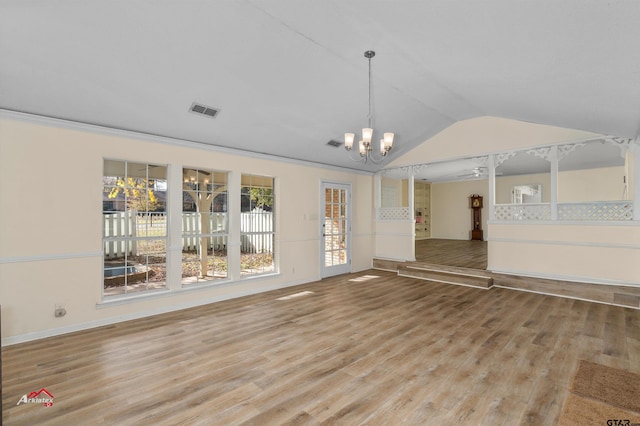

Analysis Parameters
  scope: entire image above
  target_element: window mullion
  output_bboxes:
[227,171,242,281]
[166,163,183,291]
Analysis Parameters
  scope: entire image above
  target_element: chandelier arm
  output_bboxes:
[365,151,388,165]
[345,148,367,163]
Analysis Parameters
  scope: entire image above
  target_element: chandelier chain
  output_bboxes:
[368,54,373,129]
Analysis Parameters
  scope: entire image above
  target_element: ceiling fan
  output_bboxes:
[456,167,503,179]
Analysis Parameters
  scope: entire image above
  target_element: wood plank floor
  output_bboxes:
[415,238,487,269]
[3,270,640,425]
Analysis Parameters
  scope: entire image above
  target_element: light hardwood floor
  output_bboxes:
[415,238,488,270]
[2,270,640,425]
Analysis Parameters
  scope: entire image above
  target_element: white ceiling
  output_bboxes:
[1,1,639,173]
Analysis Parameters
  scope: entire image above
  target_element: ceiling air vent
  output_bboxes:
[189,102,220,119]
[327,139,343,148]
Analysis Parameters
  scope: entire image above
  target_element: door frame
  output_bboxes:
[320,180,352,278]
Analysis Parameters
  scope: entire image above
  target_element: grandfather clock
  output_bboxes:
[469,194,483,241]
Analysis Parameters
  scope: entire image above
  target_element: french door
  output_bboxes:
[321,182,351,277]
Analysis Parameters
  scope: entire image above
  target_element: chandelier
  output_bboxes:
[344,50,394,164]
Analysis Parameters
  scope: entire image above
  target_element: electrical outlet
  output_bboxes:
[54,305,67,318]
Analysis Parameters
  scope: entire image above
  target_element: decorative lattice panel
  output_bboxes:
[558,202,633,221]
[494,204,551,221]
[378,207,411,221]
[494,202,633,221]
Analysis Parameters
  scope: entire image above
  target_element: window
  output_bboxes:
[240,175,275,277]
[182,168,228,285]
[103,160,167,297]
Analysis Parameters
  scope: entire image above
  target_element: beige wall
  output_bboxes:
[431,179,488,240]
[489,223,640,285]
[559,166,626,202]
[374,220,415,261]
[0,117,374,343]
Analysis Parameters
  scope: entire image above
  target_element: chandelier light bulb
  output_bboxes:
[362,128,373,144]
[344,133,355,151]
[384,132,394,147]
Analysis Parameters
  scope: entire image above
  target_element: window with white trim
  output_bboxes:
[102,160,167,297]
[240,174,275,277]
[182,168,229,285]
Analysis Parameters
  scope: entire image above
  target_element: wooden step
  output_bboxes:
[372,258,407,272]
[397,264,493,289]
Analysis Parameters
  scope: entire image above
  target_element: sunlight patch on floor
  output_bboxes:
[348,275,381,282]
[276,290,315,301]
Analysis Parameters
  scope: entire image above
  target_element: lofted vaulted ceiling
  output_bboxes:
[1,1,639,173]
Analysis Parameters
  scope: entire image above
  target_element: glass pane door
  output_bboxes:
[321,182,351,277]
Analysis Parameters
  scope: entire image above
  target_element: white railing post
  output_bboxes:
[632,140,640,221]
[488,155,496,221]
[408,167,415,224]
[374,172,382,220]
[527,144,587,221]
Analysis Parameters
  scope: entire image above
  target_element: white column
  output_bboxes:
[549,146,559,221]
[408,168,416,260]
[374,172,382,220]
[166,163,183,290]
[227,171,241,281]
[488,155,496,221]
[408,168,415,222]
[632,141,640,220]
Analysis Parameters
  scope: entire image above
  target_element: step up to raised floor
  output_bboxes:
[398,264,493,289]
[373,258,493,289]
[374,258,639,307]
